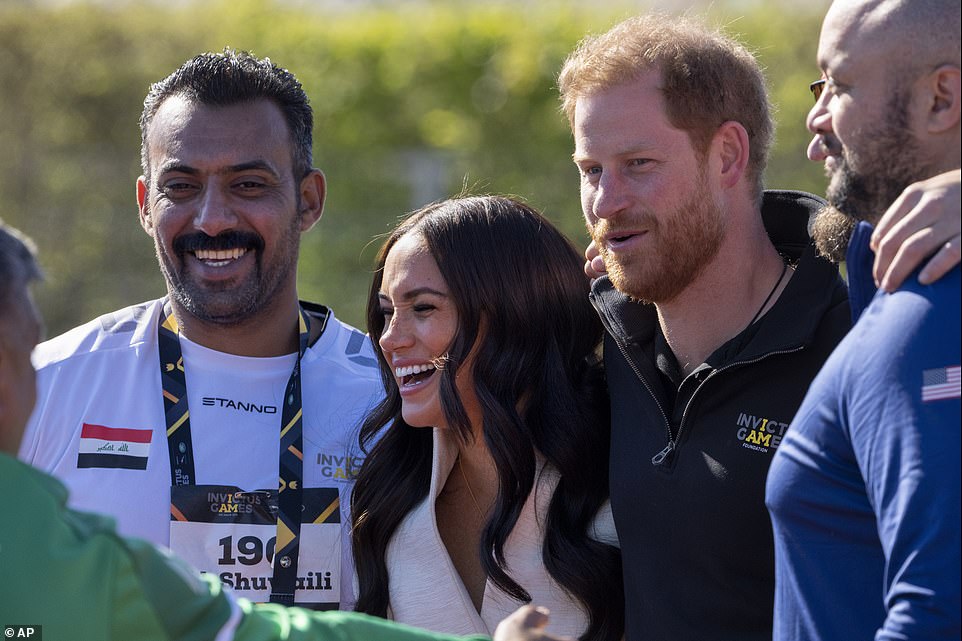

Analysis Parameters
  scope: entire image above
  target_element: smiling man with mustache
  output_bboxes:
[17,50,383,612]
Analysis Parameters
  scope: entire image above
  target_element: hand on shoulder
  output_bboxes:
[871,169,961,291]
[584,239,607,279]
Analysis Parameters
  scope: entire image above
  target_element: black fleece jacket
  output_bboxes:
[591,190,850,641]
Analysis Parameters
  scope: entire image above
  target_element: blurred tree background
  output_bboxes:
[0,0,830,336]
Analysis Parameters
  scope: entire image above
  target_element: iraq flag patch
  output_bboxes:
[77,423,152,470]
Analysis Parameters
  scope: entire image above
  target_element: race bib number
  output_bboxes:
[170,484,340,609]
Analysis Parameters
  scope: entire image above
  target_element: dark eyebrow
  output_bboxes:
[157,162,199,177]
[228,161,281,180]
[378,287,448,302]
[156,160,281,180]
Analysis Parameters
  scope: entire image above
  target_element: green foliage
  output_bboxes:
[0,0,828,335]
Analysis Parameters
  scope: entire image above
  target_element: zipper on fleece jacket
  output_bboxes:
[609,336,674,466]
[610,331,804,468]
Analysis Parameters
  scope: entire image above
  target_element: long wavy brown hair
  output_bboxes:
[351,195,623,641]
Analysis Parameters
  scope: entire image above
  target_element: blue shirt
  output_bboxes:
[766,222,961,640]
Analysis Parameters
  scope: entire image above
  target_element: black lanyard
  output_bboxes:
[159,299,309,604]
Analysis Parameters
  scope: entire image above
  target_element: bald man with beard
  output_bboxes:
[765,0,961,639]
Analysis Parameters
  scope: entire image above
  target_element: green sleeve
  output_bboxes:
[237,602,492,641]
[113,536,242,641]
[2,457,491,641]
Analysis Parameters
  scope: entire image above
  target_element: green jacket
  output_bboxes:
[0,454,490,641]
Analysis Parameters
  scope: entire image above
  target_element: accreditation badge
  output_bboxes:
[170,484,341,609]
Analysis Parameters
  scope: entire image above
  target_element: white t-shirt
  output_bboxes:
[19,299,383,609]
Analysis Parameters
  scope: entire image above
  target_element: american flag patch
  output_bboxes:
[77,423,152,470]
[921,365,961,402]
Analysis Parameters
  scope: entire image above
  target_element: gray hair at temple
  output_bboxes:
[0,219,43,307]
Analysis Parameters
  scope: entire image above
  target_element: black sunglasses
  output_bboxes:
[809,79,826,102]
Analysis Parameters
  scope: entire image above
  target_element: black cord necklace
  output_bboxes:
[747,261,788,327]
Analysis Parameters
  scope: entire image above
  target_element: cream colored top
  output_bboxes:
[384,428,618,636]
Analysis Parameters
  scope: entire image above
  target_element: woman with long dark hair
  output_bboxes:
[351,196,622,640]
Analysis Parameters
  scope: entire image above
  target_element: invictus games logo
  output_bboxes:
[734,412,789,454]
[207,490,268,514]
[315,453,363,481]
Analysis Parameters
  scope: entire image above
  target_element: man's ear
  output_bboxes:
[136,176,153,235]
[925,64,961,134]
[711,120,750,190]
[298,169,326,233]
